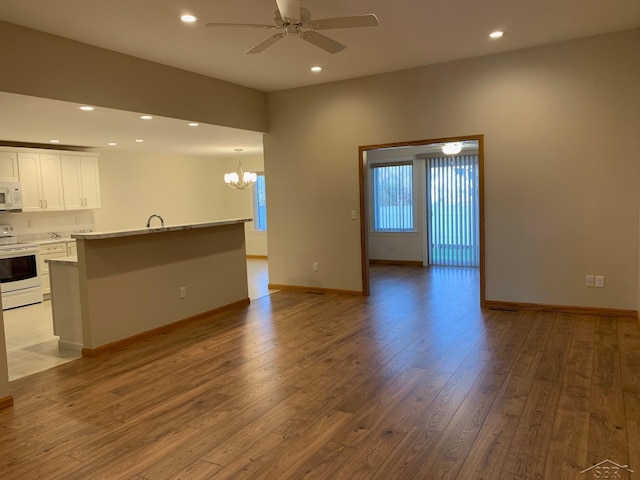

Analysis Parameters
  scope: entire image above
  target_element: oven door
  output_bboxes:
[0,245,41,294]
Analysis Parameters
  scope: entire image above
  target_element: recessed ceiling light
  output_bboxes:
[180,14,197,23]
[107,142,117,146]
[188,122,199,127]
[79,105,94,111]
[140,115,153,120]
[310,66,322,73]
[489,31,504,39]
[49,139,60,143]
[135,139,144,143]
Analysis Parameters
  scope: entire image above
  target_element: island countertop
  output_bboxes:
[45,255,78,266]
[71,218,252,240]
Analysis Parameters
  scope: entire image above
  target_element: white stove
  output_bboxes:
[0,224,43,310]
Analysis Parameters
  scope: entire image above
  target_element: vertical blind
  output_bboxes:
[372,163,414,231]
[427,155,479,267]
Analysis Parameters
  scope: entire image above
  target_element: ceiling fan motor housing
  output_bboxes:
[273,7,312,27]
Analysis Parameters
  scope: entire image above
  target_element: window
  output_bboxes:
[371,163,414,232]
[253,173,267,231]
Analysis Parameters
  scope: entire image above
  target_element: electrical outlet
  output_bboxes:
[351,210,357,220]
[585,275,594,287]
[595,276,605,288]
[313,262,319,272]
[75,217,80,225]
[27,219,33,228]
[179,286,186,298]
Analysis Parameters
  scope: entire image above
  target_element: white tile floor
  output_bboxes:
[3,259,274,382]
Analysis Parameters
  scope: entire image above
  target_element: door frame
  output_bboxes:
[358,134,486,306]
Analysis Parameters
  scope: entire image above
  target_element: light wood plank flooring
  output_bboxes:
[1,265,639,479]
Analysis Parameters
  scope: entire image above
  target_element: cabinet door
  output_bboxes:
[0,151,19,182]
[61,155,84,209]
[17,152,43,211]
[39,154,65,210]
[80,156,101,209]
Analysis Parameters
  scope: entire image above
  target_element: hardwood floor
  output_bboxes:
[1,265,638,479]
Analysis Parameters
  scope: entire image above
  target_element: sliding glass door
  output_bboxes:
[427,155,480,267]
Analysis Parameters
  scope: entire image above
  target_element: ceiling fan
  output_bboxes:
[205,0,379,54]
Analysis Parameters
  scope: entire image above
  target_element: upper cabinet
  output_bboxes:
[61,155,101,209]
[18,152,65,211]
[0,150,19,181]
[14,148,101,211]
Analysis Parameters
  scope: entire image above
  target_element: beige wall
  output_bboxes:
[265,29,640,309]
[93,151,228,231]
[0,21,267,133]
[93,150,267,256]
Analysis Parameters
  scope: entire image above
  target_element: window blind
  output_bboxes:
[427,155,479,267]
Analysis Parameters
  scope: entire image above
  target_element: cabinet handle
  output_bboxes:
[45,200,48,209]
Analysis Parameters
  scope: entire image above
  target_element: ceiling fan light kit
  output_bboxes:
[205,0,378,54]
[442,142,464,155]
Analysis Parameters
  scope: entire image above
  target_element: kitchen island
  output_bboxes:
[49,219,251,355]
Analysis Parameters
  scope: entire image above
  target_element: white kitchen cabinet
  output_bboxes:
[18,152,65,211]
[61,155,101,209]
[67,240,77,256]
[0,150,19,181]
[38,242,68,296]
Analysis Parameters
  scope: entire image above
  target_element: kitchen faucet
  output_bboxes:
[146,214,164,228]
[49,232,62,239]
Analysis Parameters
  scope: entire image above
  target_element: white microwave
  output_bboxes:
[0,182,23,211]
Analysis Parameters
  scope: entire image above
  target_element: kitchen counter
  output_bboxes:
[59,218,251,354]
[45,255,78,266]
[19,237,73,245]
[71,218,251,240]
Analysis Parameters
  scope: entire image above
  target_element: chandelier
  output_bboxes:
[224,148,257,190]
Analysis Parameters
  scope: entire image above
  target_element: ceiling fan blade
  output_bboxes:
[275,0,301,23]
[301,31,346,54]
[305,14,379,30]
[246,33,285,54]
[205,22,279,30]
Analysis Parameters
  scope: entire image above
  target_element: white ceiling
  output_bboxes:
[0,0,638,156]
[0,91,264,157]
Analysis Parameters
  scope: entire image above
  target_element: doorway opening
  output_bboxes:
[358,135,485,304]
